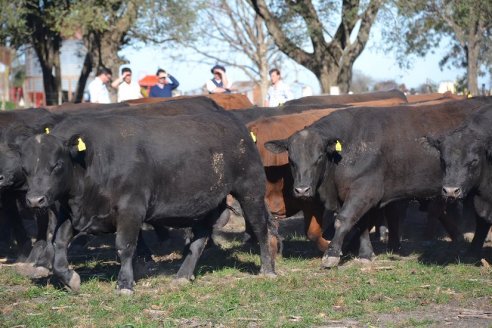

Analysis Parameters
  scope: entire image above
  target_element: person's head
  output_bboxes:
[121,67,132,83]
[211,65,226,80]
[156,68,167,84]
[269,68,281,85]
[97,67,112,84]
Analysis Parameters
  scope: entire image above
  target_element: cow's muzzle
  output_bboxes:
[26,194,49,208]
[442,186,462,199]
[294,185,313,198]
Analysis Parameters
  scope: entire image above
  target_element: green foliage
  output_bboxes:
[384,0,492,71]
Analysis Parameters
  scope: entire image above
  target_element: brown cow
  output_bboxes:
[283,89,407,107]
[125,93,253,110]
[406,91,465,104]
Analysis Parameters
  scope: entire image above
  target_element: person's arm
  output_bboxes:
[149,86,157,98]
[168,75,180,90]
[111,71,130,89]
[111,77,122,89]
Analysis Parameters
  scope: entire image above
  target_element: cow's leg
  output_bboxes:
[302,201,329,252]
[236,195,276,276]
[175,222,212,282]
[115,216,142,294]
[24,209,50,265]
[322,184,380,268]
[52,219,79,292]
[468,215,491,255]
[438,202,464,243]
[357,228,374,261]
[2,194,31,260]
[468,195,492,256]
[385,201,407,252]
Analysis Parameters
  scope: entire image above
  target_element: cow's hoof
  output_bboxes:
[321,256,340,268]
[172,277,191,287]
[116,288,134,296]
[32,266,50,278]
[68,272,81,292]
[356,258,373,265]
[14,263,35,277]
[261,272,277,279]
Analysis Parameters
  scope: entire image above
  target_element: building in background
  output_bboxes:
[24,39,87,107]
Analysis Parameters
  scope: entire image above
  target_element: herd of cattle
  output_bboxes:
[0,90,491,294]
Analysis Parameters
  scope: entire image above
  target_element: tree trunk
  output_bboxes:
[318,66,339,94]
[33,40,62,106]
[467,40,480,96]
[74,51,93,103]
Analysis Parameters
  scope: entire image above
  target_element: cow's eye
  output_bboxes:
[468,158,479,167]
[52,160,63,172]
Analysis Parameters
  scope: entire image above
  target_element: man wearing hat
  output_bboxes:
[206,64,232,94]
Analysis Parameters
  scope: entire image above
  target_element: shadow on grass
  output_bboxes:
[27,227,492,291]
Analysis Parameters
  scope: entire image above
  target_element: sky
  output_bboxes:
[120,26,490,96]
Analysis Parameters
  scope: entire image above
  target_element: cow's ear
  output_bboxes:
[66,134,87,168]
[326,138,343,154]
[424,135,442,152]
[264,139,288,154]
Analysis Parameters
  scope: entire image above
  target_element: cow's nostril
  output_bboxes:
[294,186,311,195]
[443,186,462,198]
[26,195,47,208]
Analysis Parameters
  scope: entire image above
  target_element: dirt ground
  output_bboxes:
[1,200,491,327]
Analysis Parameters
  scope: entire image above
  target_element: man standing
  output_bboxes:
[88,67,112,104]
[111,67,143,102]
[149,69,180,98]
[265,68,293,107]
[206,65,232,94]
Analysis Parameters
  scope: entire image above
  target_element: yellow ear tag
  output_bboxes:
[250,131,257,143]
[335,140,342,152]
[45,127,50,134]
[77,137,86,152]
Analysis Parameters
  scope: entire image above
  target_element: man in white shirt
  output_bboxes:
[265,68,294,107]
[88,67,112,104]
[111,67,143,102]
[206,65,233,94]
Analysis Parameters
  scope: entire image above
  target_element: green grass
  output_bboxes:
[0,237,491,327]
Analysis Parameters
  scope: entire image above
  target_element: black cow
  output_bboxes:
[0,108,61,264]
[20,107,276,293]
[0,98,225,263]
[429,103,492,253]
[265,99,488,268]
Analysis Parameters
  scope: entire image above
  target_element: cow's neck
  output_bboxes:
[478,162,492,204]
[317,161,340,212]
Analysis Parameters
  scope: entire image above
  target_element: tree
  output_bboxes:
[0,0,199,104]
[0,0,66,105]
[248,0,383,93]
[60,0,198,102]
[385,0,492,96]
[350,69,375,93]
[183,0,281,104]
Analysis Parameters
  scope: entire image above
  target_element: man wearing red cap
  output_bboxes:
[206,65,232,94]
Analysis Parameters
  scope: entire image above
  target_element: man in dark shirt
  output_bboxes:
[149,69,180,98]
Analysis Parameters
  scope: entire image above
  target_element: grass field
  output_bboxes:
[0,224,491,328]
